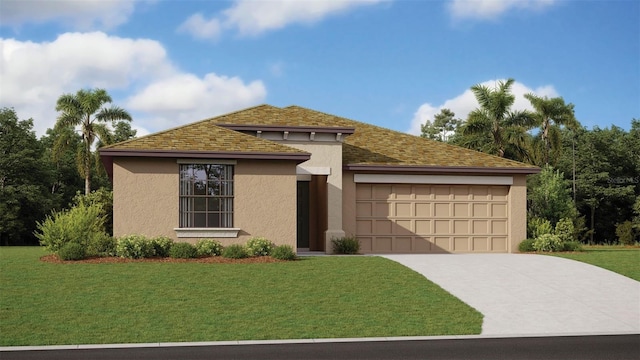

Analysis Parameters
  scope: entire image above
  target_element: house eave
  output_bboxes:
[343,164,541,175]
[99,149,311,181]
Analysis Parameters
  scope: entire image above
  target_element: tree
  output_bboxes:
[55,88,132,195]
[421,109,461,142]
[527,165,577,226]
[556,125,636,243]
[459,79,536,162]
[524,94,578,165]
[40,126,84,209]
[0,108,54,245]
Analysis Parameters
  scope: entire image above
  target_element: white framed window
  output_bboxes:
[179,164,234,228]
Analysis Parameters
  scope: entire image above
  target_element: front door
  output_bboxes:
[296,181,310,249]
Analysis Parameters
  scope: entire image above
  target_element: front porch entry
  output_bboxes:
[296,175,327,252]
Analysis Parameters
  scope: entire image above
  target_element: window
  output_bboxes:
[179,164,234,228]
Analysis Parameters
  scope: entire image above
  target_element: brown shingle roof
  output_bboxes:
[104,104,538,172]
[101,116,304,154]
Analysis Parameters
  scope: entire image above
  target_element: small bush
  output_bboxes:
[58,242,86,261]
[169,242,197,259]
[195,239,223,257]
[332,236,360,254]
[271,245,296,260]
[245,237,274,257]
[562,241,584,252]
[528,217,553,240]
[35,203,106,253]
[518,239,536,252]
[115,235,155,259]
[150,236,174,257]
[533,233,564,252]
[616,221,635,246]
[87,232,116,257]
[222,244,248,259]
[555,218,575,243]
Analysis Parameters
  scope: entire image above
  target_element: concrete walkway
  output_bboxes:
[382,254,640,336]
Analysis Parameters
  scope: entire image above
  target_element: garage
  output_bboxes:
[355,182,511,253]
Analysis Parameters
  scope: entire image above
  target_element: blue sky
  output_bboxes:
[1,0,638,138]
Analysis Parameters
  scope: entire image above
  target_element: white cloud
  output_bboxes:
[0,0,138,30]
[0,32,267,137]
[126,73,266,130]
[177,13,223,40]
[178,0,387,39]
[408,79,559,135]
[448,0,556,20]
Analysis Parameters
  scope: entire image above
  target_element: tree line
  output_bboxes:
[1,83,638,246]
[421,79,640,244]
[1,89,135,245]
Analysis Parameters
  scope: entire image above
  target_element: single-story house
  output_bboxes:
[100,105,539,254]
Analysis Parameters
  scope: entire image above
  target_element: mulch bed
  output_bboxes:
[40,254,286,264]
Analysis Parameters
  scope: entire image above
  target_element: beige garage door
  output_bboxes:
[356,184,509,253]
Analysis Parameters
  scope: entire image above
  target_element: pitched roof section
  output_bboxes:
[205,104,538,171]
[101,116,306,155]
[103,104,538,173]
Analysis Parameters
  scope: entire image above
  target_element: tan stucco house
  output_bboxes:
[100,105,539,254]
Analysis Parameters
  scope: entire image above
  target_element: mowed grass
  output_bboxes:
[550,246,640,281]
[0,247,482,346]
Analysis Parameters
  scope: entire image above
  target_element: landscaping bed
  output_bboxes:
[40,254,284,264]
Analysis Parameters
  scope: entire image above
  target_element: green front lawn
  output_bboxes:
[550,246,640,281]
[0,247,482,346]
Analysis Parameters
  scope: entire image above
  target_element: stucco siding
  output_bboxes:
[113,158,179,240]
[234,160,298,247]
[112,157,298,247]
[508,174,527,253]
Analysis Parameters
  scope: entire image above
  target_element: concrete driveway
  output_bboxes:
[382,254,640,336]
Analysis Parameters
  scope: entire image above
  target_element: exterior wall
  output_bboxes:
[113,158,179,239]
[234,160,298,247]
[112,157,298,248]
[508,174,528,253]
[282,141,346,251]
[342,170,357,237]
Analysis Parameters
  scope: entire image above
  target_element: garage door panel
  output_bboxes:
[434,203,450,217]
[374,237,393,252]
[394,220,412,235]
[454,237,471,252]
[491,237,507,251]
[472,237,489,251]
[356,184,509,253]
[356,220,373,235]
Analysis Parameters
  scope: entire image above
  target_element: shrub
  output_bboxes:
[332,235,360,254]
[518,239,536,252]
[562,241,584,252]
[169,242,197,259]
[115,235,155,259]
[87,232,116,257]
[616,221,635,245]
[528,217,553,240]
[150,236,174,257]
[73,188,113,235]
[245,237,274,257]
[555,218,575,243]
[533,233,564,252]
[195,239,223,257]
[271,245,296,260]
[35,203,106,253]
[58,242,86,261]
[222,244,248,259]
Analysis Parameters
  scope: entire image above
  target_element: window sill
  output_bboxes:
[174,228,241,238]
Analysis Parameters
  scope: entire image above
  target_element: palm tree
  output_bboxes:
[55,88,132,195]
[524,93,577,165]
[460,79,536,161]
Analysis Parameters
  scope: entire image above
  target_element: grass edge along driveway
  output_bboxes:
[0,247,482,346]
[549,245,640,281]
